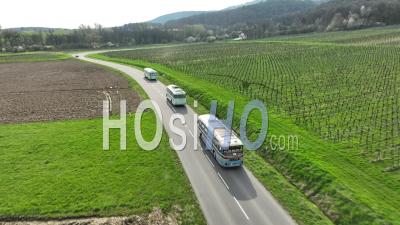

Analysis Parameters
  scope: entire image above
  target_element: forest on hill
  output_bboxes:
[165,0,317,27]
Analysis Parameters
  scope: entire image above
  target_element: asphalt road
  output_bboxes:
[77,52,296,225]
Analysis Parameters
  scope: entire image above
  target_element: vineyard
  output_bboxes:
[265,25,400,46]
[104,31,400,172]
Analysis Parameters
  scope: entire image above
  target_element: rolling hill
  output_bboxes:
[148,11,206,24]
[165,0,400,35]
[166,0,317,27]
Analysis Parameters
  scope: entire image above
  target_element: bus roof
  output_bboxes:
[144,68,157,73]
[167,85,186,95]
[198,114,243,147]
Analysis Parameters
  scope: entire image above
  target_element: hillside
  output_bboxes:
[166,0,317,27]
[223,0,266,11]
[166,0,400,36]
[223,0,328,11]
[148,11,206,24]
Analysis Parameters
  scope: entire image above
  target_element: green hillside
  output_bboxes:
[149,11,206,24]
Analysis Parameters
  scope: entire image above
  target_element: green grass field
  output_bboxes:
[0,52,70,63]
[92,26,400,225]
[0,113,204,224]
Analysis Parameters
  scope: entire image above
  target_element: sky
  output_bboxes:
[0,0,250,29]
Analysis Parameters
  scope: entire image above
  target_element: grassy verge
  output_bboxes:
[89,54,336,225]
[0,52,70,63]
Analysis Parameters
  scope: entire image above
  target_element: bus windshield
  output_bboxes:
[174,94,186,99]
[222,145,243,156]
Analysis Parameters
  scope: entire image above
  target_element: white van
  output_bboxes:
[166,85,187,106]
[144,68,158,80]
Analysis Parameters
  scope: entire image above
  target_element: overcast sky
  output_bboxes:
[0,0,250,29]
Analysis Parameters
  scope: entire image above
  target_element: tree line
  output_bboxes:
[0,24,177,52]
[0,22,242,52]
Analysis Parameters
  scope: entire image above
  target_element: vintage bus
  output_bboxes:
[198,114,244,168]
[144,68,158,80]
[166,85,187,106]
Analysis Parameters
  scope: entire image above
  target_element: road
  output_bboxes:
[77,51,296,225]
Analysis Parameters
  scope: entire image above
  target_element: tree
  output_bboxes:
[206,36,216,43]
[326,13,345,31]
[0,25,3,49]
[183,24,206,38]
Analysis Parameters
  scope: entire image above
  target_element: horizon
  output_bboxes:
[0,0,250,29]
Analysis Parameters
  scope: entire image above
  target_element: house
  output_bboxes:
[233,33,247,41]
[105,42,115,47]
[185,36,196,43]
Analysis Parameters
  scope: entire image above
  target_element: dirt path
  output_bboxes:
[0,208,179,225]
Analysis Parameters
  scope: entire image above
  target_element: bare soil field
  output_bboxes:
[0,60,139,124]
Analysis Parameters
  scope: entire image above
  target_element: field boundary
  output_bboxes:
[74,58,149,101]
[0,52,70,63]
